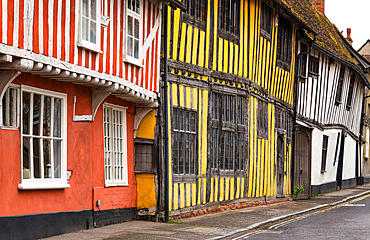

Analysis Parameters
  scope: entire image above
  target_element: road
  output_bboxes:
[228,194,370,240]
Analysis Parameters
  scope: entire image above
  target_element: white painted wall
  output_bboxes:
[311,128,341,185]
[342,135,357,180]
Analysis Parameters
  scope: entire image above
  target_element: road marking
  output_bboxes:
[343,204,365,207]
[232,230,282,240]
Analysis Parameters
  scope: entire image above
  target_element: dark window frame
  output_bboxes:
[346,72,356,110]
[276,17,293,71]
[335,65,345,105]
[211,92,246,173]
[260,2,273,40]
[182,0,207,31]
[172,107,198,175]
[299,43,308,78]
[308,56,319,75]
[321,135,329,173]
[218,0,240,44]
[257,99,268,139]
[134,140,155,173]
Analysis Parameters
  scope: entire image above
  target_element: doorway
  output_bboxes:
[294,127,311,199]
[277,135,285,197]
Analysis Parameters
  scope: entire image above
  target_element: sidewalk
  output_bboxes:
[45,184,370,240]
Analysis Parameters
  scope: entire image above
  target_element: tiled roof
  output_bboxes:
[279,0,353,62]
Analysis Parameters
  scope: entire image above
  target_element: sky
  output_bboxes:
[325,0,370,50]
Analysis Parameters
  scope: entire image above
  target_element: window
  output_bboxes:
[276,17,293,71]
[308,56,319,75]
[183,0,207,30]
[299,44,308,78]
[104,104,128,186]
[135,143,154,172]
[257,99,268,139]
[218,0,239,39]
[19,86,68,190]
[1,85,20,128]
[335,65,345,104]
[220,131,234,170]
[275,107,292,141]
[172,108,197,175]
[211,92,246,173]
[321,135,329,172]
[80,0,101,51]
[126,0,142,65]
[346,72,356,109]
[260,2,272,39]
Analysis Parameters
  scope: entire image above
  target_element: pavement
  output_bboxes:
[44,184,370,240]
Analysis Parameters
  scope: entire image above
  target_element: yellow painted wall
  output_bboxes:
[166,0,295,212]
[166,0,296,105]
[136,110,156,140]
[136,174,157,209]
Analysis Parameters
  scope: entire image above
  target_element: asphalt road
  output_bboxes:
[228,194,370,240]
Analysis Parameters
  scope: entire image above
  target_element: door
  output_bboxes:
[277,135,285,196]
[294,128,311,199]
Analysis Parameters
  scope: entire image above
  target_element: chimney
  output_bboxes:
[310,0,325,15]
[346,28,353,46]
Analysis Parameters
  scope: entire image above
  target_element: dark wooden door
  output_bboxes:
[294,129,311,199]
[277,135,285,196]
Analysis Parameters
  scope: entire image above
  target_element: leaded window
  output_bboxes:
[335,65,345,104]
[277,17,293,71]
[135,143,154,172]
[184,0,207,22]
[309,56,319,75]
[218,0,239,35]
[260,2,272,39]
[211,92,246,173]
[172,108,197,175]
[346,72,356,109]
[257,99,268,139]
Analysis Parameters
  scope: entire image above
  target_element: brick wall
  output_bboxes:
[311,0,325,15]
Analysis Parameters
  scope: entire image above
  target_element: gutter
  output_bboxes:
[312,43,370,88]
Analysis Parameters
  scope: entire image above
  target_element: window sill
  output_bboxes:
[0,126,18,130]
[77,43,103,54]
[105,182,129,187]
[124,58,144,68]
[18,182,70,190]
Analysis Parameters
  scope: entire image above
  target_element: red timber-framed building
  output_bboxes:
[0,0,161,238]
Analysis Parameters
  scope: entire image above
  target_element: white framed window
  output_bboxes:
[0,84,20,129]
[19,85,69,190]
[125,0,142,66]
[79,0,101,52]
[103,103,128,186]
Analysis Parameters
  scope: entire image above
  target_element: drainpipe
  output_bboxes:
[358,93,370,185]
[291,34,316,194]
[163,3,170,222]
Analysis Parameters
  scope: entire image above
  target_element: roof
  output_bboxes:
[276,0,370,87]
[278,0,353,62]
[358,40,370,53]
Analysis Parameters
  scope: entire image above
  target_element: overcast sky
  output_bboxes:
[325,0,370,50]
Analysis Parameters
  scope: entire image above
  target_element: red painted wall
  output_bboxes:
[0,73,136,217]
